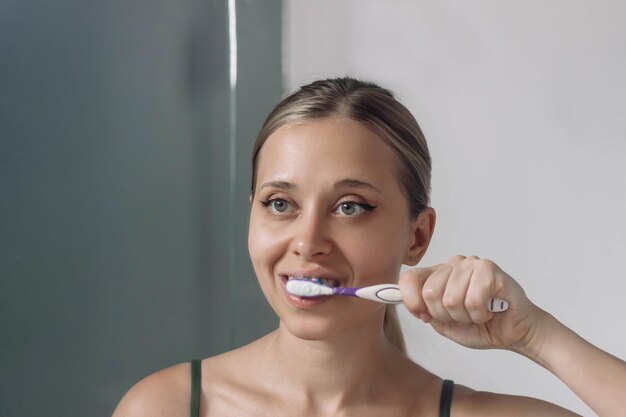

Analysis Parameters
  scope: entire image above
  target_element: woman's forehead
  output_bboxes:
[255,117,402,193]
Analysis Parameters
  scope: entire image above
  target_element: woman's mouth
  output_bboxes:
[286,276,341,288]
[279,274,342,308]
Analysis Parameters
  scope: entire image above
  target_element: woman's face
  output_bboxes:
[248,117,423,340]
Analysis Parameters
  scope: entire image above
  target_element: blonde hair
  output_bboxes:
[251,77,432,353]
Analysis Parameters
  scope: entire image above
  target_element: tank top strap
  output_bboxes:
[190,359,202,417]
[439,379,454,417]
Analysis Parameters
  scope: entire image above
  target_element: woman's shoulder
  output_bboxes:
[111,362,192,417]
[451,385,581,417]
[111,346,253,417]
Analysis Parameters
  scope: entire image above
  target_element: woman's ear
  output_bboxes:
[405,207,436,265]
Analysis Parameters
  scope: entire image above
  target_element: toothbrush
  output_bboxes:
[286,279,509,312]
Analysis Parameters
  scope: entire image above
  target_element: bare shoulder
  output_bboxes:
[451,385,582,417]
[111,362,191,417]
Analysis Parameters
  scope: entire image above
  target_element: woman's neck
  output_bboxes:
[260,320,407,413]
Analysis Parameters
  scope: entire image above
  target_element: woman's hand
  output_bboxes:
[399,255,547,351]
[401,255,626,416]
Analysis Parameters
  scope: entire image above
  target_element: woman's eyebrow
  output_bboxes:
[258,179,381,193]
[258,180,295,191]
[334,179,382,194]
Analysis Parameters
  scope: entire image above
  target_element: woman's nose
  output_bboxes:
[290,213,332,260]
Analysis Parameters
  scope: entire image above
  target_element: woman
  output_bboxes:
[113,77,626,416]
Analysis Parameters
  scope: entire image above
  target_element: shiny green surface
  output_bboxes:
[0,1,281,415]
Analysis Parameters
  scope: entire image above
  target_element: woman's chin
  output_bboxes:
[280,314,385,344]
[280,318,349,341]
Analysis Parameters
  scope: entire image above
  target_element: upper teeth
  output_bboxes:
[288,276,340,288]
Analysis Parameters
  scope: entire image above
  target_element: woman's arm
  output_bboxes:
[515,310,626,417]
[399,256,626,417]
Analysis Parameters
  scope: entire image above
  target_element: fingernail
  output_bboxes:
[419,313,432,323]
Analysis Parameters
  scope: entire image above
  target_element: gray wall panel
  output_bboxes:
[0,1,281,415]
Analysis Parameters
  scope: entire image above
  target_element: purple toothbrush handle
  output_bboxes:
[333,287,359,297]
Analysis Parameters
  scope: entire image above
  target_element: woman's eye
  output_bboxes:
[271,199,289,213]
[335,202,375,217]
[261,198,293,215]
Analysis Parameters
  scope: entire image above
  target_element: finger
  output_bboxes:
[442,264,473,324]
[465,261,497,323]
[422,265,453,322]
[399,265,439,320]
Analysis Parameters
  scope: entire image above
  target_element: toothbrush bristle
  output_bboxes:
[286,279,333,297]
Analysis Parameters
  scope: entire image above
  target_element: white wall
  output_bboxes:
[284,2,626,415]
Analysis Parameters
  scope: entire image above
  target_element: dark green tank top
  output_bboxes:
[190,359,454,417]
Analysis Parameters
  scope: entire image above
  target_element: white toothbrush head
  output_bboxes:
[286,279,334,297]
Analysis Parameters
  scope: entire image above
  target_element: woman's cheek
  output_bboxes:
[248,228,282,306]
[249,219,287,271]
[346,226,408,283]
